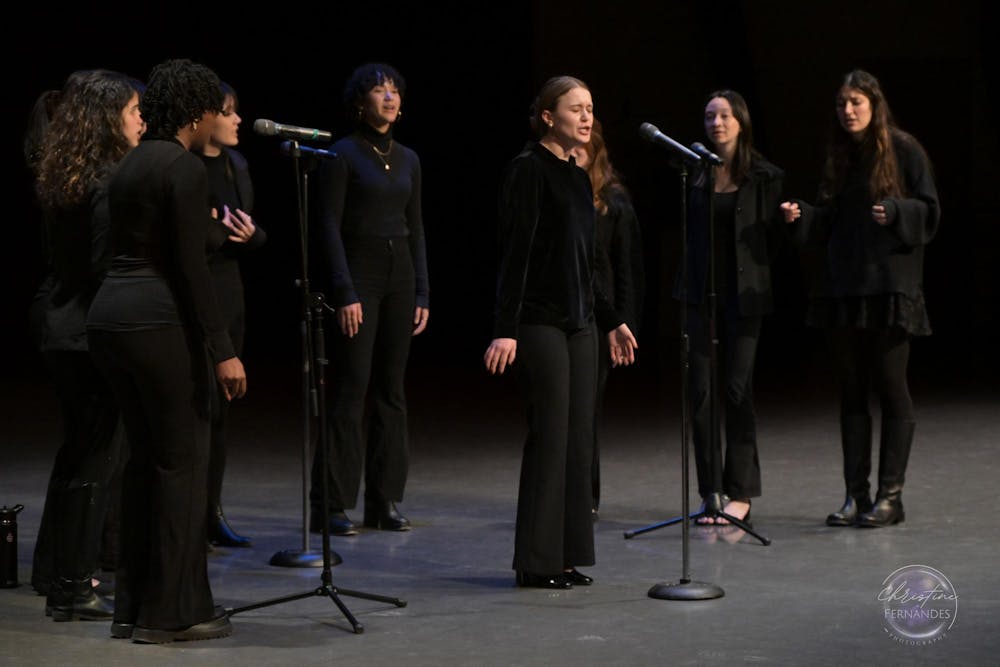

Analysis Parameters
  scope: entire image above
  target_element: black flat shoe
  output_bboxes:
[826,495,872,527]
[563,569,593,586]
[110,621,134,639]
[363,500,411,531]
[207,507,252,547]
[309,510,359,536]
[515,571,572,589]
[131,606,232,644]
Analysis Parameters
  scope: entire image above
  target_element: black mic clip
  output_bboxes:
[280,140,337,160]
[690,142,723,166]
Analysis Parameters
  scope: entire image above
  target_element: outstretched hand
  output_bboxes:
[780,201,801,223]
[608,324,638,367]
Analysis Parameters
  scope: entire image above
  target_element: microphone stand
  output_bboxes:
[625,154,769,602]
[228,140,406,633]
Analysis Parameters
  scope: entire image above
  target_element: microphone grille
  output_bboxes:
[253,119,276,136]
[638,122,658,139]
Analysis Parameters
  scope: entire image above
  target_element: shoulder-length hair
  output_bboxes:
[695,89,759,189]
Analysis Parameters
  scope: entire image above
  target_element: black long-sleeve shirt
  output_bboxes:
[87,138,235,363]
[493,142,620,339]
[594,185,644,334]
[316,125,429,309]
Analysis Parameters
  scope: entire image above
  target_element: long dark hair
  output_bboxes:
[820,69,904,203]
[706,89,757,186]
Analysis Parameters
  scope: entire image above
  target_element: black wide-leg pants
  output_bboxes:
[90,327,215,630]
[512,324,597,574]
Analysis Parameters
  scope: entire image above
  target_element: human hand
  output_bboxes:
[484,338,517,375]
[608,324,638,367]
[337,302,363,337]
[221,205,257,242]
[780,201,801,223]
[216,357,247,400]
[412,307,429,335]
[872,204,890,226]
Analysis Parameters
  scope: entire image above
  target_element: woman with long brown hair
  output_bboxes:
[781,69,940,528]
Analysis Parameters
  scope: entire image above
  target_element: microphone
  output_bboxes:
[690,142,723,166]
[638,123,701,164]
[254,118,332,142]
[280,140,337,160]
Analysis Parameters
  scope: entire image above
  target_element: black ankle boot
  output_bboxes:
[207,505,252,547]
[857,496,904,527]
[826,494,873,526]
[856,419,914,528]
[363,498,411,531]
[48,577,114,621]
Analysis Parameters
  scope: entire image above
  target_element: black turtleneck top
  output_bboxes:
[316,123,429,309]
[493,142,620,339]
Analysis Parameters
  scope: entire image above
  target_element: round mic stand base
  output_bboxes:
[648,580,725,600]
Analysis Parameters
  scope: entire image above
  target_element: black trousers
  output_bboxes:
[32,350,123,587]
[592,334,611,509]
[207,284,244,516]
[512,324,597,574]
[828,327,913,421]
[311,237,415,512]
[688,302,763,500]
[90,327,215,630]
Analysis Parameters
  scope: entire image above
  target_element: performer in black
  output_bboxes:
[782,69,939,528]
[29,69,144,619]
[673,90,785,525]
[197,81,266,548]
[311,62,429,536]
[87,59,246,643]
[485,76,637,589]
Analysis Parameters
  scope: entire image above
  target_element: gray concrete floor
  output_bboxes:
[1,363,997,666]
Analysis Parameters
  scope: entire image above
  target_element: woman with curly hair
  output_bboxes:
[29,69,144,620]
[781,70,940,528]
[87,58,245,643]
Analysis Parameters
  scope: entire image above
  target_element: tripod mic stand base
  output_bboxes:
[269,549,341,568]
[648,580,724,600]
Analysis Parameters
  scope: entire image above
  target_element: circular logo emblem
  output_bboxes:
[878,564,957,644]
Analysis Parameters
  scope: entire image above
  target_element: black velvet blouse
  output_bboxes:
[493,142,620,339]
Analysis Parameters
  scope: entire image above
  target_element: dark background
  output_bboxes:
[4,1,997,401]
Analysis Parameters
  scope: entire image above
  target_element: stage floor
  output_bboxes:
[1,362,997,666]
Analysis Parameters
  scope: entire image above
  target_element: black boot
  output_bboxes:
[363,495,411,531]
[48,577,114,621]
[857,419,914,528]
[207,505,252,547]
[826,415,873,526]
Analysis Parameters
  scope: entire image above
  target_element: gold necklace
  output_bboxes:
[367,139,393,171]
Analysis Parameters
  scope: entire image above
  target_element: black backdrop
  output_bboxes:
[5,1,997,396]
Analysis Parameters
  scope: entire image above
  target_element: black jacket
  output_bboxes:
[673,155,785,316]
